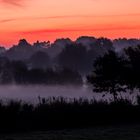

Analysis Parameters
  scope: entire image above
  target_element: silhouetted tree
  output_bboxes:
[124,45,140,90]
[87,51,128,100]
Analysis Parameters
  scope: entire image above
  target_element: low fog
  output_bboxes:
[0,85,137,104]
[0,85,95,103]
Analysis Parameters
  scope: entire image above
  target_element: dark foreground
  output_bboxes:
[1,124,140,140]
[1,96,140,134]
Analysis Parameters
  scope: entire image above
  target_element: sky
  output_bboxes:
[0,0,140,47]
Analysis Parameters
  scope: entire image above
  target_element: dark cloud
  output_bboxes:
[38,13,140,19]
[1,13,140,24]
[0,18,16,23]
[1,0,23,6]
[15,25,140,35]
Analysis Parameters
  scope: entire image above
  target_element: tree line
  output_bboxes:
[0,57,82,85]
[1,38,114,75]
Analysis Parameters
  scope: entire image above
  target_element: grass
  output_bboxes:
[0,96,139,133]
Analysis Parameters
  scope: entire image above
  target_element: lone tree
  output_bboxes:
[87,51,128,101]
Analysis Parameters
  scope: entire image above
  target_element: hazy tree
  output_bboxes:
[92,37,114,53]
[57,68,83,85]
[29,51,51,70]
[58,43,88,74]
[0,57,13,84]
[11,61,28,84]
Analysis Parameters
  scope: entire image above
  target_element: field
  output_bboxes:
[1,124,140,140]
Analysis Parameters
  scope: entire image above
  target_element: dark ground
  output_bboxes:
[1,124,140,140]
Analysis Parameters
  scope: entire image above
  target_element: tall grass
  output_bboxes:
[0,96,140,132]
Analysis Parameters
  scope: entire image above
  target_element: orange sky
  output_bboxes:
[0,0,140,47]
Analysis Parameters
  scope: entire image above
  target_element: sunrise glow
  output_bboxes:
[0,0,140,47]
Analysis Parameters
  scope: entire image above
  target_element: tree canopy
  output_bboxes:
[87,51,129,100]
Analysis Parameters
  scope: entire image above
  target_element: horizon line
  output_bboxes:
[1,36,140,48]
